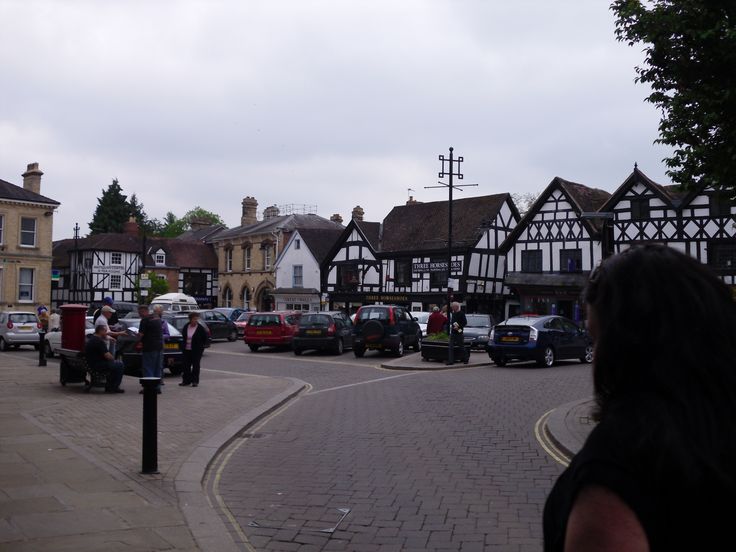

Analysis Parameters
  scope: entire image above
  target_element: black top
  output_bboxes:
[182,323,208,354]
[450,310,467,334]
[543,396,736,551]
[84,335,109,368]
[138,315,163,352]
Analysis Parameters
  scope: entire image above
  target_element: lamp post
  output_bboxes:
[425,148,477,364]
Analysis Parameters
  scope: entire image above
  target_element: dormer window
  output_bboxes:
[630,198,650,220]
[154,249,166,266]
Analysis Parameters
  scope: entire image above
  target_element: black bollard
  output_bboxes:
[140,377,161,474]
[38,331,46,366]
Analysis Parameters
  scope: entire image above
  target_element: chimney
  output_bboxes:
[189,217,210,231]
[123,216,140,236]
[406,195,420,205]
[22,162,43,195]
[330,213,343,224]
[263,205,280,220]
[351,205,364,221]
[241,197,258,226]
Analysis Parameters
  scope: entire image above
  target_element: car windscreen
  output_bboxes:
[236,313,251,322]
[9,313,38,324]
[300,314,332,325]
[466,315,491,327]
[414,313,430,323]
[249,315,281,327]
[357,307,389,322]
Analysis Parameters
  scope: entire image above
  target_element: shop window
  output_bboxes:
[521,250,543,272]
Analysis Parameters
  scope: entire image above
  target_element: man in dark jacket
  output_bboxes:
[137,304,163,393]
[84,325,125,393]
[449,301,469,364]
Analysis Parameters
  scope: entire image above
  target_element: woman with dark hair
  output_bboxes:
[544,244,736,551]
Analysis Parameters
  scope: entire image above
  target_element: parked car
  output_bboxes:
[293,311,354,355]
[0,311,42,350]
[44,318,95,357]
[193,309,238,341]
[352,305,422,357]
[115,318,184,376]
[214,307,248,322]
[463,314,494,350]
[486,315,593,367]
[163,314,212,348]
[149,292,199,312]
[244,311,301,352]
[234,312,253,337]
[412,311,431,337]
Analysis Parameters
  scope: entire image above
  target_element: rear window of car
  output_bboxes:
[249,315,281,326]
[301,314,332,325]
[9,313,37,324]
[357,307,390,321]
[466,315,491,327]
[501,317,540,327]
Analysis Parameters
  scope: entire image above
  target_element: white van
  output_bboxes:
[149,293,199,312]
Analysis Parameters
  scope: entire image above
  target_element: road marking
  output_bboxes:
[206,348,386,369]
[206,383,313,551]
[534,409,571,467]
[307,371,422,395]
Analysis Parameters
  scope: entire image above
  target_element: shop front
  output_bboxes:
[272,288,321,312]
[504,272,589,324]
[328,292,451,315]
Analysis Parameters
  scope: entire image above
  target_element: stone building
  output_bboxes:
[0,163,60,309]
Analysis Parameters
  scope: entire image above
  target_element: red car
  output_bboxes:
[244,311,301,352]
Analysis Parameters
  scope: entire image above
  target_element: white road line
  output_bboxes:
[307,371,422,395]
[205,349,384,369]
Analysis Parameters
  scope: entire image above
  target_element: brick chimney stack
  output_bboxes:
[351,206,364,221]
[22,162,43,195]
[263,205,280,220]
[123,216,140,236]
[330,213,343,224]
[406,196,420,205]
[241,197,258,226]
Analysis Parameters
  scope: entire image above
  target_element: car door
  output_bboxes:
[340,314,354,348]
[553,317,576,358]
[561,318,586,359]
[543,318,565,354]
[201,311,220,339]
[212,311,231,339]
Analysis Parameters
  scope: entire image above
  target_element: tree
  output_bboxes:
[88,179,130,234]
[128,193,161,235]
[155,207,224,237]
[134,272,169,304]
[511,192,539,216]
[611,1,736,196]
[157,212,188,238]
[181,206,225,228]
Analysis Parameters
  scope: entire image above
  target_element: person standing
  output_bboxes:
[137,304,163,394]
[93,297,119,325]
[84,325,125,393]
[426,306,447,335]
[179,312,207,387]
[543,245,736,551]
[152,305,170,386]
[48,309,61,332]
[448,301,469,364]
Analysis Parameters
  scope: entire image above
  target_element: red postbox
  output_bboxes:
[60,304,88,352]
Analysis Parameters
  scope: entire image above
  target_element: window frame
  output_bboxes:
[244,247,252,271]
[0,213,4,245]
[225,249,233,272]
[109,273,122,290]
[708,242,736,270]
[394,259,412,287]
[521,249,543,273]
[110,252,123,265]
[18,267,34,302]
[292,265,303,288]
[630,197,650,220]
[559,248,583,273]
[710,193,732,218]
[19,217,37,247]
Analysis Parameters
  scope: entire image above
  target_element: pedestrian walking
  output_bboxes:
[543,244,736,551]
[179,312,207,387]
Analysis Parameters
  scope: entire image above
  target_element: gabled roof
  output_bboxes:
[600,167,679,212]
[212,214,342,242]
[0,178,60,205]
[319,218,381,271]
[297,227,345,265]
[380,193,512,253]
[354,220,381,251]
[501,177,611,252]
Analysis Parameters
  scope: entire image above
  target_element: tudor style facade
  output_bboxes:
[501,178,611,322]
[323,194,520,319]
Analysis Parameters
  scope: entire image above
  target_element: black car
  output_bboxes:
[214,307,249,322]
[352,305,422,357]
[193,309,238,341]
[462,314,494,350]
[486,315,593,367]
[115,318,184,376]
[293,311,354,355]
[164,314,212,348]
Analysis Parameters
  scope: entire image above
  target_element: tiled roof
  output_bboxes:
[177,225,227,242]
[213,214,342,241]
[298,228,345,265]
[0,178,60,205]
[354,220,382,251]
[558,180,611,213]
[379,194,510,253]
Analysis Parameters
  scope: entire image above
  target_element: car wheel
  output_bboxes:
[227,330,238,342]
[294,348,303,356]
[494,357,507,367]
[44,341,54,358]
[394,340,404,357]
[249,344,260,352]
[0,337,7,351]
[581,345,594,364]
[538,346,555,367]
[354,347,365,358]
[333,339,344,355]
[413,331,422,351]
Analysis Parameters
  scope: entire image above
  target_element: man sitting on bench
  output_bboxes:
[85,325,125,393]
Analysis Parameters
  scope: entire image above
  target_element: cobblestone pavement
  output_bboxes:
[209,345,594,552]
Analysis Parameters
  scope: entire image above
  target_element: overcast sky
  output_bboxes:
[0,0,672,240]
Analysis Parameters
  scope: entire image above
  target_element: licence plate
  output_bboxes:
[164,343,179,350]
[501,336,520,342]
[18,325,33,332]
[256,330,271,335]
[306,330,321,335]
[366,344,382,350]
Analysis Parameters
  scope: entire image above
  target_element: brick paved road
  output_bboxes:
[206,344,593,551]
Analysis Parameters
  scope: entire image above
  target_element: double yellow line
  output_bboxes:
[534,409,572,467]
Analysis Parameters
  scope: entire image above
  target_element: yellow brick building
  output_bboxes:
[0,163,60,310]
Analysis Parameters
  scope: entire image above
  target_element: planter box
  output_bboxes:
[421,338,471,363]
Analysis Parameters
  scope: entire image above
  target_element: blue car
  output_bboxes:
[486,315,593,367]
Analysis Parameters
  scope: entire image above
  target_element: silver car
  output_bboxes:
[0,311,41,350]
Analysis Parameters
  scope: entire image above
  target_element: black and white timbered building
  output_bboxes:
[322,194,520,318]
[602,166,736,287]
[501,178,611,322]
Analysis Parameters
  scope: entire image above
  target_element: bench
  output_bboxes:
[58,349,108,392]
